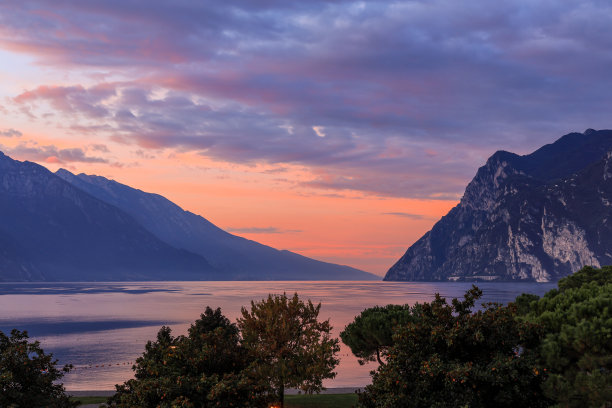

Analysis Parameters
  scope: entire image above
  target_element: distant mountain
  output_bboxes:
[0,152,217,281]
[55,169,377,280]
[385,129,612,282]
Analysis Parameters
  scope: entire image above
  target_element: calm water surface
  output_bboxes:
[0,281,555,390]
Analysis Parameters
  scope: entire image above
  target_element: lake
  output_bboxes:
[0,281,556,391]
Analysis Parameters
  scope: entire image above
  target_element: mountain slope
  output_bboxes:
[55,169,377,280]
[385,129,612,282]
[0,152,218,281]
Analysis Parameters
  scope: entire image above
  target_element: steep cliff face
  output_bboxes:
[385,129,612,282]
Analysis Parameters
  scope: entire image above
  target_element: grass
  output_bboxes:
[70,396,109,405]
[69,393,359,407]
[285,393,358,408]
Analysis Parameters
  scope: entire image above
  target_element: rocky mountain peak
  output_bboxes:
[385,129,612,282]
[461,150,523,211]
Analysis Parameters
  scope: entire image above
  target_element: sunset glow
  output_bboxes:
[1,1,610,274]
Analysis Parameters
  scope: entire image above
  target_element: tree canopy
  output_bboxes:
[515,265,612,407]
[340,304,412,365]
[355,286,549,408]
[0,329,76,408]
[237,292,340,408]
[109,307,271,408]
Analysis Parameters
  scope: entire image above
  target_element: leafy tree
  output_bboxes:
[340,304,412,365]
[357,286,549,408]
[238,293,340,408]
[109,307,271,407]
[516,265,612,407]
[0,329,76,408]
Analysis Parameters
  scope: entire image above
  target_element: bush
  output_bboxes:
[108,307,271,407]
[516,265,612,407]
[0,329,76,408]
[238,293,340,408]
[340,304,412,365]
[355,287,549,408]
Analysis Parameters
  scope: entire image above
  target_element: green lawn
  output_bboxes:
[70,396,109,405]
[70,393,359,407]
[286,393,358,408]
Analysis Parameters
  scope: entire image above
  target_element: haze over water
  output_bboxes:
[0,281,555,390]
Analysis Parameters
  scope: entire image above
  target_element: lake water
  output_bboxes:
[0,281,556,391]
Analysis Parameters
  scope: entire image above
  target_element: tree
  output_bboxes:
[340,304,412,365]
[237,293,340,408]
[515,265,612,407]
[0,329,76,408]
[357,286,549,408]
[109,307,271,407]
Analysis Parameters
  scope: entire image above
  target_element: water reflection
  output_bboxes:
[0,281,555,390]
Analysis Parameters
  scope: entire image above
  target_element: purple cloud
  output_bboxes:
[1,142,108,164]
[2,0,611,198]
[0,128,22,138]
[89,144,110,153]
[382,212,426,220]
[226,226,302,234]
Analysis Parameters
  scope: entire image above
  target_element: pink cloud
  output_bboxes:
[2,0,611,199]
[1,142,108,165]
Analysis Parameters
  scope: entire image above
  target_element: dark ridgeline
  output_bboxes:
[55,168,376,281]
[0,151,376,281]
[386,129,612,282]
[0,152,216,281]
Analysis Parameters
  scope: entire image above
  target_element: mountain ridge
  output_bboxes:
[0,151,376,281]
[385,129,612,282]
[0,152,218,281]
[55,168,377,280]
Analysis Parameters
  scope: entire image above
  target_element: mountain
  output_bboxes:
[54,169,377,280]
[0,152,218,281]
[385,129,612,282]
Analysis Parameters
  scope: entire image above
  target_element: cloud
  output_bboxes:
[2,142,108,164]
[12,83,486,198]
[89,143,110,153]
[226,226,302,234]
[0,128,22,138]
[3,1,612,198]
[14,84,114,119]
[382,212,427,220]
[312,126,326,138]
[262,167,289,174]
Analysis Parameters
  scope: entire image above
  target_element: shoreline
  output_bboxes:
[68,387,363,397]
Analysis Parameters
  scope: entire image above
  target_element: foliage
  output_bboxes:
[238,293,340,408]
[357,286,549,408]
[516,265,612,407]
[0,329,76,408]
[108,307,271,408]
[340,304,412,365]
[557,264,612,291]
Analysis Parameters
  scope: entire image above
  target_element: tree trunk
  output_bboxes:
[280,381,285,408]
[376,346,384,365]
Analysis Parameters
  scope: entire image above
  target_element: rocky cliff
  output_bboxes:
[385,129,612,282]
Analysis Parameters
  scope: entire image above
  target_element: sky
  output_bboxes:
[0,0,610,276]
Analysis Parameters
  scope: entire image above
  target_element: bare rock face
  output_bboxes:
[385,129,612,282]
